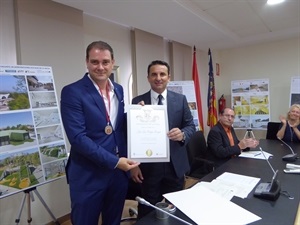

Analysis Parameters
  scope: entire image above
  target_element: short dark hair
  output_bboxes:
[147,60,170,75]
[219,107,234,115]
[86,41,114,60]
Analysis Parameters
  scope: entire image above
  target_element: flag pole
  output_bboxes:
[192,46,204,131]
[207,48,218,128]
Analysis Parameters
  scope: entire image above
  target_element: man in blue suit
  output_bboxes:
[60,41,139,225]
[130,60,195,218]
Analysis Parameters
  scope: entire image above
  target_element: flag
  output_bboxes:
[207,48,218,127]
[192,46,204,131]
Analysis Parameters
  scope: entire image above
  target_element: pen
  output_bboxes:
[254,153,261,156]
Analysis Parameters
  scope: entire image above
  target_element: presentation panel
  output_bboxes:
[167,81,200,131]
[0,65,68,199]
[231,79,270,130]
[290,76,300,106]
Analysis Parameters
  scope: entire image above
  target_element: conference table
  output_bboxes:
[135,139,300,225]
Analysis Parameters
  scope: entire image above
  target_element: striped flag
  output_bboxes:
[207,48,218,127]
[192,46,204,131]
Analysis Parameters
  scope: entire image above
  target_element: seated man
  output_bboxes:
[207,108,259,167]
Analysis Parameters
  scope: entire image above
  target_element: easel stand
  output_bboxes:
[15,187,60,225]
[244,128,256,139]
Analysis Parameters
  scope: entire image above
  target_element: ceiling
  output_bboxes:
[53,0,300,50]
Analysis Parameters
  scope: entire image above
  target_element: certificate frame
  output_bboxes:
[127,104,170,163]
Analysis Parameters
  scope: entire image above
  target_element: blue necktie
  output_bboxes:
[158,95,163,105]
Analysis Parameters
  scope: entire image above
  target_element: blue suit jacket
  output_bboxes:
[61,74,127,191]
[132,90,195,178]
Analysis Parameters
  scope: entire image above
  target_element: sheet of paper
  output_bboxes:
[217,172,260,187]
[193,182,234,200]
[164,185,261,225]
[239,150,273,159]
[194,172,260,199]
[127,105,170,162]
[210,179,253,199]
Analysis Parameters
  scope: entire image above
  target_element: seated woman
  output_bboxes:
[277,104,300,143]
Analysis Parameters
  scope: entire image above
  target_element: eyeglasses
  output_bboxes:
[223,114,235,119]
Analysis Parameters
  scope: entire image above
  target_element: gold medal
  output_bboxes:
[105,125,113,135]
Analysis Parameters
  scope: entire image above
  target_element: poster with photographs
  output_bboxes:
[231,79,270,130]
[167,81,200,131]
[0,65,68,199]
[290,76,300,106]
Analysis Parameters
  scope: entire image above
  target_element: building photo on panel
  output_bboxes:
[0,65,68,199]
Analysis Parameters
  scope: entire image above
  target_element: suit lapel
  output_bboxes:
[218,123,231,146]
[82,74,106,116]
[167,91,176,128]
[143,91,152,105]
[113,84,124,129]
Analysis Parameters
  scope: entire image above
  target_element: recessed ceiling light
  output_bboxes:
[267,0,285,5]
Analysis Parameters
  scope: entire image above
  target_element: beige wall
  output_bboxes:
[0,0,17,64]
[133,29,165,95]
[170,41,192,81]
[0,0,299,224]
[215,38,300,139]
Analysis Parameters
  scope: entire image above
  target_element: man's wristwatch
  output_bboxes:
[181,131,186,142]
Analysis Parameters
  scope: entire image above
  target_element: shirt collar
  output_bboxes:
[150,89,167,100]
[87,74,115,92]
[220,122,231,132]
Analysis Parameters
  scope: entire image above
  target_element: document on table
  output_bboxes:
[214,172,260,198]
[164,185,261,225]
[127,105,170,163]
[194,172,260,199]
[239,150,273,159]
[194,181,235,200]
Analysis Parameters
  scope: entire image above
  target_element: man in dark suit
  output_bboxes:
[207,107,259,167]
[131,60,195,218]
[60,41,139,225]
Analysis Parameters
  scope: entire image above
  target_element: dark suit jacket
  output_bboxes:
[61,73,127,191]
[207,122,242,167]
[132,90,195,178]
[279,122,300,143]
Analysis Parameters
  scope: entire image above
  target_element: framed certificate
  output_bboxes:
[127,104,170,163]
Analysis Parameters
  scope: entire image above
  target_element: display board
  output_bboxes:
[167,81,200,130]
[290,76,300,106]
[231,79,270,130]
[0,65,68,199]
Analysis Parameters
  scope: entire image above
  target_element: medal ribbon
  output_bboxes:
[98,82,111,125]
[98,82,118,156]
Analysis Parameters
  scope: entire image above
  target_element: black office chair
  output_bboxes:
[266,122,281,140]
[186,131,214,179]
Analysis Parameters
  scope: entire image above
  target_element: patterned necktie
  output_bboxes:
[158,94,163,105]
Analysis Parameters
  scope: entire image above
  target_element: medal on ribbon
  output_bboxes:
[105,124,113,135]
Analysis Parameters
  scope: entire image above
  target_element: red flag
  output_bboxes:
[192,46,204,131]
[207,48,218,127]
